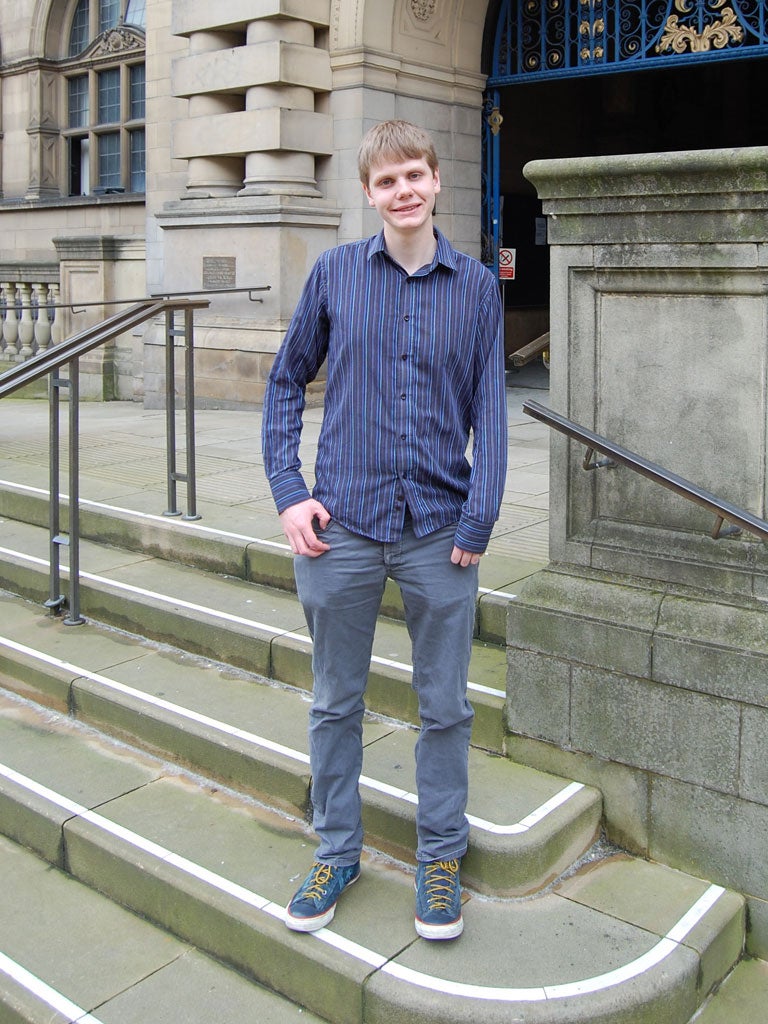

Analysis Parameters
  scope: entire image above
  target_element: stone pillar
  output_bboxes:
[183,30,245,198]
[25,68,59,199]
[507,147,768,957]
[148,1,338,410]
[53,236,147,400]
[171,2,332,199]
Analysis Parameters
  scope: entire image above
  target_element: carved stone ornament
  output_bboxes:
[84,26,144,59]
[410,0,437,22]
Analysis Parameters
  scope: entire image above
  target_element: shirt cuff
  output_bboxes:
[454,514,495,554]
[269,470,312,514]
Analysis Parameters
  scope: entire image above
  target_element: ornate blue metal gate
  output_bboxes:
[482,0,768,267]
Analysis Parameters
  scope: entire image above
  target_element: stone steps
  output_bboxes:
[0,479,759,1022]
[0,515,509,752]
[0,590,600,896]
[0,686,745,1024]
[0,832,323,1023]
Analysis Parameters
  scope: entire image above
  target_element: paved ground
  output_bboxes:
[0,361,551,568]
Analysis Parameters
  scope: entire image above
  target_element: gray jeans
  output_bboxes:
[294,518,478,866]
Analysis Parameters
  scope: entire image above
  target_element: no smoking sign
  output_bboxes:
[498,247,516,280]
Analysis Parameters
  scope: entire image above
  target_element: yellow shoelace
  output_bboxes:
[301,862,333,903]
[423,859,460,911]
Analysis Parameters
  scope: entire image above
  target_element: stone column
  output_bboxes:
[171,2,332,199]
[148,1,339,410]
[183,30,245,198]
[507,146,768,958]
[25,68,59,199]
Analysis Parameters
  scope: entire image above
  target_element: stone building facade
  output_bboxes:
[0,0,490,405]
[3,0,768,956]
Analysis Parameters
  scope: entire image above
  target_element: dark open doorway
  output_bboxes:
[491,52,768,367]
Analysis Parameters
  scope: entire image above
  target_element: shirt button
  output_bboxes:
[400,393,406,400]
[403,315,410,321]
[401,354,408,360]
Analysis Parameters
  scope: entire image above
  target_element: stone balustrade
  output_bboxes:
[0,273,61,364]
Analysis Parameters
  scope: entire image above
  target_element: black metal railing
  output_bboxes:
[523,399,768,544]
[0,296,209,624]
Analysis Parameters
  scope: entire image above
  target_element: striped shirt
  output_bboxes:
[261,228,507,553]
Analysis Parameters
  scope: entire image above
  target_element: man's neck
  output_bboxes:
[383,223,437,276]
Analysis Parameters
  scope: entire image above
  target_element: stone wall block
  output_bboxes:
[173,41,331,97]
[506,568,661,678]
[173,108,332,160]
[739,705,768,806]
[571,666,740,793]
[650,776,768,957]
[506,649,571,746]
[653,593,768,706]
[503,734,650,856]
[173,0,330,36]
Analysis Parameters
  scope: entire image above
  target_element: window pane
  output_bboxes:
[125,0,146,29]
[69,136,90,196]
[69,0,90,56]
[129,64,145,119]
[130,128,146,192]
[68,76,89,129]
[99,0,120,32]
[98,68,120,124]
[98,132,121,189]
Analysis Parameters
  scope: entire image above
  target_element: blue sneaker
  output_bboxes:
[415,859,463,940]
[285,861,360,932]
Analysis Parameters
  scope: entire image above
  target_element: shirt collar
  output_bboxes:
[367,228,457,274]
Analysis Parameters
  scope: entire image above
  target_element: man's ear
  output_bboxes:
[433,167,441,193]
[362,183,374,206]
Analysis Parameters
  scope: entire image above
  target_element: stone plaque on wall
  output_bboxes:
[202,256,236,290]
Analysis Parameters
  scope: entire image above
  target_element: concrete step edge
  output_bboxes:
[0,481,519,645]
[0,542,507,752]
[0,607,601,896]
[0,697,744,1024]
[0,833,324,1024]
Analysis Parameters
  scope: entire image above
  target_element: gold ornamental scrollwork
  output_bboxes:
[656,0,744,54]
[487,107,504,137]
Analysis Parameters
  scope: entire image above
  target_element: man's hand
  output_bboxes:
[451,546,482,567]
[280,499,331,557]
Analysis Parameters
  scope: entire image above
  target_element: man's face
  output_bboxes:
[363,157,441,235]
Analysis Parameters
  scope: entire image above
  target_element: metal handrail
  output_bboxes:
[0,296,209,624]
[523,399,768,543]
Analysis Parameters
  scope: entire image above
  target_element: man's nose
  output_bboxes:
[395,177,413,196]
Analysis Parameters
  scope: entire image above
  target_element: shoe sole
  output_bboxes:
[284,870,360,933]
[414,914,464,940]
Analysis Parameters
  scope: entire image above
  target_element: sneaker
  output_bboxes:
[414,858,464,940]
[285,861,360,932]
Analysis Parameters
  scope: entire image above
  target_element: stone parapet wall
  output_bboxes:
[511,147,768,958]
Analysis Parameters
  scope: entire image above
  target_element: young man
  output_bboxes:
[262,120,507,940]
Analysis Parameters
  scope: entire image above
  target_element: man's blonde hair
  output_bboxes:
[358,120,439,185]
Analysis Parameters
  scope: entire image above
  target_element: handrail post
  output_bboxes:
[45,369,65,617]
[64,358,84,625]
[164,306,180,517]
[182,304,201,521]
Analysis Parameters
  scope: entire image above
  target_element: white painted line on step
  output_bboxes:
[0,546,506,700]
[464,781,585,835]
[0,480,523,582]
[0,949,105,1023]
[0,636,578,835]
[0,761,726,1006]
[0,480,287,548]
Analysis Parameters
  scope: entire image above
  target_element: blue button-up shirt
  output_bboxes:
[262,228,507,553]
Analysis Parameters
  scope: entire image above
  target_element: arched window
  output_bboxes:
[63,0,146,196]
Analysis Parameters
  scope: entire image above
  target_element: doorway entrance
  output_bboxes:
[482,0,768,365]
